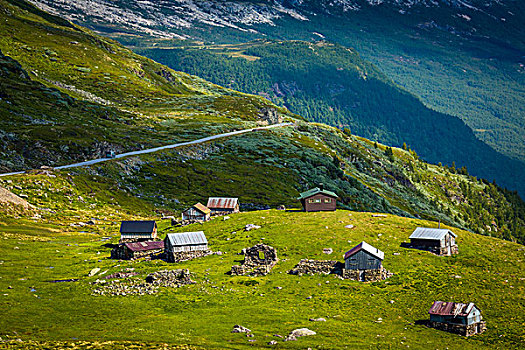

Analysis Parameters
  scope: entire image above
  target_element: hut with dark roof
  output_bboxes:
[206,197,239,216]
[182,203,211,222]
[111,241,164,260]
[428,301,486,336]
[297,184,338,212]
[409,227,458,255]
[119,220,157,243]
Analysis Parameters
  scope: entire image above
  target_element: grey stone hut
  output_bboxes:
[428,301,486,336]
[119,220,157,243]
[343,241,388,282]
[164,231,209,263]
[409,227,458,256]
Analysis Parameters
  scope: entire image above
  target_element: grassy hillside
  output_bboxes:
[0,188,523,348]
[127,39,525,197]
[0,0,523,244]
[0,0,293,171]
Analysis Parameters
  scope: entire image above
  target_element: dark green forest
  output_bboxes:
[134,40,525,196]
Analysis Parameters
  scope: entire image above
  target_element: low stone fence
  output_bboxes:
[230,244,278,277]
[288,259,343,276]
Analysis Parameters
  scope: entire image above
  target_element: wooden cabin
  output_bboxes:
[206,197,239,215]
[111,241,164,260]
[344,241,384,270]
[409,227,458,256]
[164,231,209,262]
[428,301,486,336]
[182,203,211,222]
[119,220,157,243]
[297,184,338,212]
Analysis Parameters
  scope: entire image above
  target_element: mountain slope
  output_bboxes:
[132,39,525,196]
[0,0,293,171]
[26,0,525,195]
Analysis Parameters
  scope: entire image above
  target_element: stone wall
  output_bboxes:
[110,245,162,260]
[429,321,486,336]
[231,244,278,277]
[288,259,342,276]
[166,250,212,263]
[342,266,393,282]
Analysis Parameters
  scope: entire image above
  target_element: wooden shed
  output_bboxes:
[206,197,239,215]
[182,203,211,222]
[409,227,458,256]
[344,241,384,270]
[119,220,157,243]
[111,241,164,260]
[297,184,338,212]
[164,231,209,262]
[428,301,486,336]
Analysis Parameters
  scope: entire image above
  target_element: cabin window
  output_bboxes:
[324,198,332,203]
[309,199,321,203]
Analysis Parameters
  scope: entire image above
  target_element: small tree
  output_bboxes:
[402,142,407,151]
[384,147,395,162]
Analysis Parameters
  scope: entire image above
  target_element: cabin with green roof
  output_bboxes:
[298,184,338,212]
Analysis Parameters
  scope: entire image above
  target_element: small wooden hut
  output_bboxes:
[342,241,387,282]
[409,227,458,255]
[297,184,338,212]
[119,220,157,242]
[182,203,211,222]
[428,301,486,336]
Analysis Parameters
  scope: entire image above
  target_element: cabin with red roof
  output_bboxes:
[111,241,164,260]
[428,301,486,336]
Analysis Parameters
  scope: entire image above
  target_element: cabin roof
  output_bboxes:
[344,241,384,260]
[409,227,456,240]
[428,301,477,317]
[165,231,208,247]
[120,220,156,234]
[207,197,238,209]
[124,241,164,252]
[297,187,339,200]
[185,202,211,215]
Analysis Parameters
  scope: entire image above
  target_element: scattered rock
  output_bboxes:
[345,224,354,229]
[322,248,333,254]
[289,328,316,338]
[245,224,261,231]
[231,325,251,333]
[309,317,326,322]
[88,268,101,277]
[223,216,230,221]
[372,214,388,217]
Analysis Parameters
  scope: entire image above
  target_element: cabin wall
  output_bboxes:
[344,250,382,270]
[302,194,337,212]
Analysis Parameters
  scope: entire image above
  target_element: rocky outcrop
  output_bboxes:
[0,186,34,209]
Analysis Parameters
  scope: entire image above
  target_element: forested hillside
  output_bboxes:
[133,40,525,196]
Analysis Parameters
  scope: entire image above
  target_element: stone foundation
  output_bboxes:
[411,244,459,256]
[110,245,163,260]
[288,259,342,276]
[342,266,393,282]
[429,321,486,337]
[230,244,278,277]
[166,250,212,263]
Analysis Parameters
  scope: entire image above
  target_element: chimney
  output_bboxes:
[319,183,324,191]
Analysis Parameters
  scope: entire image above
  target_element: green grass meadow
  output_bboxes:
[1,210,523,349]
